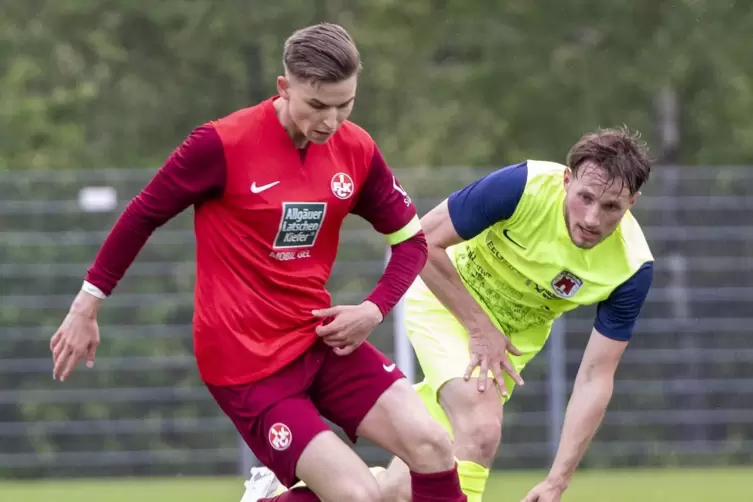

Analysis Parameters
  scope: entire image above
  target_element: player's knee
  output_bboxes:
[455,415,502,464]
[402,420,455,472]
[440,379,504,464]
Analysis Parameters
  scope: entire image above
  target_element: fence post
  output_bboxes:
[386,246,416,383]
[547,317,567,463]
[239,436,257,476]
[393,295,415,383]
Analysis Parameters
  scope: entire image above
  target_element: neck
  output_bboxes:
[274,98,308,149]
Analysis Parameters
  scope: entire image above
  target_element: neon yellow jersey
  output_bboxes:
[446,160,654,341]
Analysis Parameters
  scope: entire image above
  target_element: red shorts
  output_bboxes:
[206,339,405,487]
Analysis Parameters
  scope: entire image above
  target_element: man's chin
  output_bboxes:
[573,239,598,249]
[307,130,334,144]
[569,229,601,249]
[567,223,605,248]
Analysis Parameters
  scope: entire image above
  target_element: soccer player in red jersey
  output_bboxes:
[49,23,467,502]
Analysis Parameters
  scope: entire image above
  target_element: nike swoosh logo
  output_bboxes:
[383,363,396,372]
[250,181,280,193]
[503,229,526,249]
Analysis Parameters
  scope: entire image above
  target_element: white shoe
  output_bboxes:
[240,466,283,502]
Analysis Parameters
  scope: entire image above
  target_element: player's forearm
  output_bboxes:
[547,373,614,489]
[365,232,428,318]
[421,244,492,333]
[84,200,162,295]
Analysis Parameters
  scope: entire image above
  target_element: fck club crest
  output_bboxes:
[268,422,293,451]
[551,270,583,299]
[331,172,354,200]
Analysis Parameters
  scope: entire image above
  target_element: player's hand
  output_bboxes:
[313,301,383,356]
[465,320,524,394]
[51,292,101,382]
[521,479,565,502]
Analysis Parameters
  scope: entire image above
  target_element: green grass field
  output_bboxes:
[3,468,752,502]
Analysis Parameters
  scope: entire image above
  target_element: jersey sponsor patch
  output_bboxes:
[551,270,583,298]
[273,202,327,249]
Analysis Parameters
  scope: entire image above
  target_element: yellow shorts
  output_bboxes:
[405,277,550,437]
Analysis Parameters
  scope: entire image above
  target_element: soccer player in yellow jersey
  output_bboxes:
[246,128,653,501]
[376,127,654,502]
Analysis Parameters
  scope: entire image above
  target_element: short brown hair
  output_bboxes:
[283,23,361,83]
[567,126,652,194]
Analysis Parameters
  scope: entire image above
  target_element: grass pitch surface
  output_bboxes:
[2,467,751,501]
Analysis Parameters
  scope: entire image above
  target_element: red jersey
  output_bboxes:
[85,97,426,386]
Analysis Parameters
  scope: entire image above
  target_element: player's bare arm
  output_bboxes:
[421,199,523,394]
[51,125,225,381]
[420,200,485,328]
[522,330,626,502]
[523,259,654,502]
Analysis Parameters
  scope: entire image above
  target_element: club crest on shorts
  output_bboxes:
[551,270,583,299]
[268,422,292,451]
[331,172,354,200]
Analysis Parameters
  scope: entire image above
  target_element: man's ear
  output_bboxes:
[277,76,290,99]
[629,191,641,207]
[563,168,573,188]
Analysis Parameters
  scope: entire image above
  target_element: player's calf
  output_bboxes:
[380,377,505,502]
[294,431,382,502]
[357,379,466,501]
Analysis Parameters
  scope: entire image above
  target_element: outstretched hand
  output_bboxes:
[521,479,565,502]
[51,291,102,382]
[50,311,100,381]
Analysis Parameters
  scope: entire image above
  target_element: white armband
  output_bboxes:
[81,281,107,300]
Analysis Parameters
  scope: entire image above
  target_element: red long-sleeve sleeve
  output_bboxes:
[85,125,226,295]
[351,146,428,317]
[366,233,428,316]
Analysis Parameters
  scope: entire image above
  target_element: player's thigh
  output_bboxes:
[404,278,479,402]
[210,385,379,502]
[312,341,453,472]
[438,325,551,447]
[208,384,329,488]
[406,282,546,437]
[358,377,455,472]
[406,277,546,395]
[311,339,405,443]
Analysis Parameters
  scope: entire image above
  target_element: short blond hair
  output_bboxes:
[283,23,361,83]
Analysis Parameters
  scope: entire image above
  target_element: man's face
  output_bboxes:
[563,162,639,249]
[277,74,357,144]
